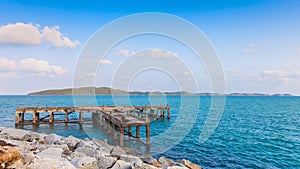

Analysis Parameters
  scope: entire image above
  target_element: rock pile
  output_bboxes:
[0,127,201,169]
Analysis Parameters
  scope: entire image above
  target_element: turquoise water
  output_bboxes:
[0,95,299,168]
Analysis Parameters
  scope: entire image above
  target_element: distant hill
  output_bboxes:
[27,87,294,96]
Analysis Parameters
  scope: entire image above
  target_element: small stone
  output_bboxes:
[44,133,63,145]
[75,146,100,158]
[140,163,158,169]
[63,136,81,151]
[21,152,34,165]
[27,157,76,169]
[177,159,202,169]
[37,147,63,159]
[120,154,143,167]
[70,151,85,159]
[92,138,113,153]
[0,128,31,141]
[111,160,132,169]
[158,156,176,167]
[71,156,98,169]
[111,146,126,156]
[97,155,117,169]
[141,157,162,168]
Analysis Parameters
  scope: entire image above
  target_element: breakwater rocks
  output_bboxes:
[0,127,201,169]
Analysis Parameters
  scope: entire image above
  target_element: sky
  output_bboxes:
[0,0,300,95]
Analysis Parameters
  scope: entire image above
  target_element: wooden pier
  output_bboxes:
[15,105,170,146]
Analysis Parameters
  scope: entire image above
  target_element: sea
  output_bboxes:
[0,95,299,168]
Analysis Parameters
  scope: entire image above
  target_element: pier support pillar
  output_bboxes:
[128,127,132,136]
[79,112,83,123]
[20,113,25,122]
[136,126,140,139]
[150,109,154,118]
[113,125,117,139]
[120,127,124,147]
[15,113,19,124]
[146,124,150,145]
[49,112,54,123]
[65,111,69,123]
[33,112,39,124]
[167,107,170,119]
[92,112,98,124]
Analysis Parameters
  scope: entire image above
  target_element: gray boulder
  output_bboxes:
[120,154,143,167]
[98,155,117,169]
[75,146,100,158]
[63,135,82,151]
[37,147,63,159]
[0,128,31,140]
[111,146,126,156]
[158,156,176,167]
[44,133,64,145]
[27,157,76,169]
[93,138,114,153]
[21,152,35,165]
[71,156,98,169]
[111,160,132,169]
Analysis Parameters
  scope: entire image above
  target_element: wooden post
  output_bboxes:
[34,112,40,123]
[146,124,150,145]
[65,111,69,122]
[49,112,54,123]
[136,126,140,138]
[156,109,159,120]
[92,112,97,123]
[120,127,124,147]
[145,113,149,122]
[113,124,117,139]
[167,107,170,119]
[128,126,132,136]
[21,112,25,122]
[79,112,83,122]
[32,112,36,124]
[150,109,154,118]
[15,112,19,124]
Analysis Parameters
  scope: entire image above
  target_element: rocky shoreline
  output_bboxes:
[0,127,201,169]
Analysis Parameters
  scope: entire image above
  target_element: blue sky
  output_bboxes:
[0,0,300,95]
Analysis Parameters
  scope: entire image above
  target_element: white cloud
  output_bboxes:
[0,72,20,79]
[248,43,257,47]
[85,72,96,77]
[261,64,300,82]
[0,22,79,47]
[183,71,190,76]
[117,49,129,57]
[243,43,257,54]
[243,48,257,54]
[19,58,66,76]
[42,26,79,47]
[99,59,112,65]
[132,48,178,58]
[228,68,237,73]
[0,22,42,45]
[0,57,17,71]
[110,45,132,57]
[148,48,177,58]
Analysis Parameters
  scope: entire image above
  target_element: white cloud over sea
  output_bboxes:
[0,22,79,47]
[0,57,66,78]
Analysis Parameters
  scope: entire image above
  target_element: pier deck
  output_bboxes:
[15,105,170,146]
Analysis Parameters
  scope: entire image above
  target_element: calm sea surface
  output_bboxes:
[0,95,299,168]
